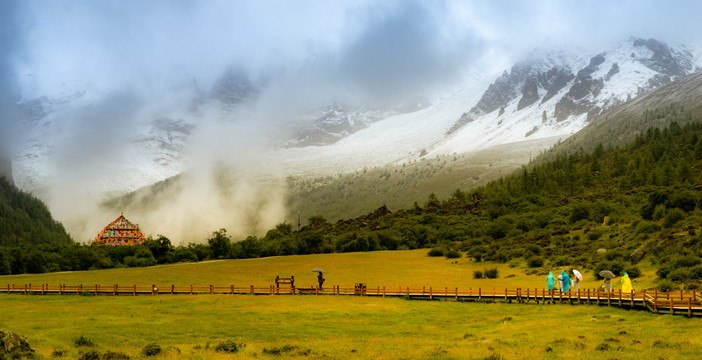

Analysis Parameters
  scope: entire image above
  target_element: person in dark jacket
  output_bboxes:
[318,272,325,290]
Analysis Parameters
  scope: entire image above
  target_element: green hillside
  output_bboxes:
[0,176,72,247]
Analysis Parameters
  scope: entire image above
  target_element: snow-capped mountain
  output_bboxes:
[431,37,699,156]
[11,37,701,199]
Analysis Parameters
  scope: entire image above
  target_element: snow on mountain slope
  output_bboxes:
[278,75,490,175]
[11,38,700,200]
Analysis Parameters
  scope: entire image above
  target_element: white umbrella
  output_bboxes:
[573,269,583,281]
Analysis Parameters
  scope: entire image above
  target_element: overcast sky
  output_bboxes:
[4,0,701,103]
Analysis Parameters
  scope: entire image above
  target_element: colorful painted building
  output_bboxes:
[93,213,145,246]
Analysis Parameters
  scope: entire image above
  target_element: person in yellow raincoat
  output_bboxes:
[621,272,633,293]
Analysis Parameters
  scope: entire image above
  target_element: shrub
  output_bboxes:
[214,341,244,353]
[663,208,685,228]
[78,350,101,360]
[569,204,590,223]
[690,265,702,280]
[142,343,161,357]
[103,351,130,360]
[473,270,484,279]
[74,336,95,348]
[624,266,641,279]
[52,349,67,357]
[550,256,570,267]
[427,248,444,257]
[445,249,461,259]
[635,221,661,234]
[652,204,667,221]
[658,279,678,292]
[263,345,299,355]
[587,229,603,241]
[483,268,499,279]
[668,268,691,282]
[526,256,544,268]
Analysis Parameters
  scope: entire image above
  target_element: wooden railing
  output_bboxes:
[2,283,700,317]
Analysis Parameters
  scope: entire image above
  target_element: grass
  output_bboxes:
[0,294,700,359]
[0,249,661,290]
[0,250,696,359]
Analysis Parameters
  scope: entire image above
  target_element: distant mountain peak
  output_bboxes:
[447,37,698,136]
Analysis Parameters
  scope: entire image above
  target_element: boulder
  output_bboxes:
[0,330,35,359]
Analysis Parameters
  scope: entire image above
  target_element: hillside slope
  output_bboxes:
[0,176,72,247]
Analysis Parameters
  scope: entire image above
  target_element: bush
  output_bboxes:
[657,279,678,292]
[427,248,444,257]
[668,268,691,282]
[635,221,661,234]
[214,341,244,353]
[142,343,161,357]
[690,265,702,280]
[483,268,499,279]
[473,270,484,279]
[663,208,685,228]
[74,336,95,348]
[103,351,130,360]
[78,350,101,360]
[445,249,461,259]
[526,256,544,268]
[623,266,641,279]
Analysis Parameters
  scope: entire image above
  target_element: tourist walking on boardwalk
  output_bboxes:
[317,271,325,290]
[572,269,582,291]
[561,271,571,292]
[547,272,556,292]
[621,272,633,293]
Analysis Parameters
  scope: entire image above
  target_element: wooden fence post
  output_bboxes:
[133,284,136,296]
[630,290,634,307]
[172,284,175,294]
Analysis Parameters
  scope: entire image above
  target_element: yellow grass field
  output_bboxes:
[0,249,659,290]
[1,250,697,359]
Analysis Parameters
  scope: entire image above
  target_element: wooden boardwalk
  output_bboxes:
[3,283,701,318]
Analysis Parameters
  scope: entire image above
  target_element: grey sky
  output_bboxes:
[7,0,700,102]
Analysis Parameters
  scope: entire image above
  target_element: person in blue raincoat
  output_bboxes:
[547,272,556,292]
[561,271,571,292]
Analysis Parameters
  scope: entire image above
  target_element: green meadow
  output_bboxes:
[1,250,698,359]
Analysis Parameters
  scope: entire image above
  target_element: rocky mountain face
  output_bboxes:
[209,67,259,107]
[448,38,699,135]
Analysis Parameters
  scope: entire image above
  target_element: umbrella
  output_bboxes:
[573,269,583,281]
[312,269,324,273]
[599,270,616,279]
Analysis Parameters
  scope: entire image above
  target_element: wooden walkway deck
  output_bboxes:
[3,283,701,317]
